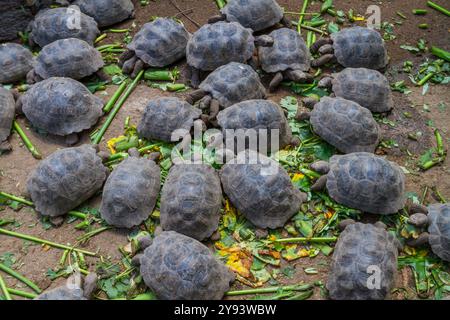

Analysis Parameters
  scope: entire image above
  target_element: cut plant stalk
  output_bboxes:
[0,263,41,293]
[427,1,450,16]
[76,226,112,244]
[0,228,97,256]
[431,46,450,62]
[13,120,41,159]
[413,9,427,15]
[107,29,130,33]
[95,33,107,44]
[272,237,337,244]
[167,83,186,92]
[418,23,428,29]
[144,69,179,81]
[7,288,37,299]
[215,0,227,9]
[225,283,312,296]
[92,70,144,144]
[396,11,407,19]
[103,81,128,113]
[417,72,435,86]
[0,273,12,300]
[286,290,314,300]
[297,0,309,34]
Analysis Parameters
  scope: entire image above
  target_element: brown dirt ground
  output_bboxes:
[0,0,449,300]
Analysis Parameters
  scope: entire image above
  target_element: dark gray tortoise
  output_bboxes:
[27,38,104,83]
[208,0,290,31]
[258,28,313,92]
[19,77,103,145]
[408,203,450,262]
[327,222,399,300]
[73,0,134,27]
[311,27,388,70]
[220,150,307,229]
[0,88,16,153]
[186,21,274,88]
[217,99,297,152]
[0,43,34,84]
[137,97,202,143]
[160,164,222,241]
[27,144,109,217]
[100,150,161,229]
[119,18,190,78]
[29,6,100,47]
[35,273,98,300]
[0,0,33,42]
[139,231,235,300]
[310,152,406,215]
[318,68,393,113]
[185,62,266,122]
[298,97,380,154]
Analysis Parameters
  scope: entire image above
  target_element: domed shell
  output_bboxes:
[128,18,190,67]
[331,27,388,70]
[30,7,100,47]
[428,203,450,262]
[327,223,398,300]
[0,88,15,143]
[0,43,34,84]
[222,0,284,32]
[100,157,161,229]
[326,152,406,215]
[160,164,222,241]
[187,22,255,71]
[199,62,266,108]
[310,97,380,154]
[332,68,393,113]
[258,28,311,73]
[21,77,103,136]
[73,0,134,27]
[34,38,104,80]
[137,97,201,143]
[27,145,108,217]
[217,100,293,151]
[140,231,235,300]
[220,150,306,229]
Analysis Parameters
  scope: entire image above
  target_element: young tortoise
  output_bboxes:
[73,0,134,27]
[0,43,34,84]
[185,62,266,122]
[27,144,109,217]
[35,273,98,300]
[186,21,274,88]
[311,27,388,70]
[160,164,222,241]
[258,28,313,92]
[0,0,33,42]
[327,222,399,300]
[318,68,393,113]
[119,18,190,78]
[408,203,450,262]
[139,231,235,300]
[0,88,16,153]
[100,149,161,229]
[27,38,104,83]
[310,152,406,215]
[298,97,380,154]
[18,77,103,145]
[29,6,100,47]
[137,97,202,143]
[217,99,298,152]
[220,150,307,229]
[208,0,290,31]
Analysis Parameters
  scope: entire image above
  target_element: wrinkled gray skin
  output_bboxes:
[428,204,450,261]
[73,0,134,27]
[0,1,33,42]
[100,157,161,229]
[217,99,295,152]
[140,231,235,300]
[35,272,98,300]
[220,150,306,229]
[27,145,108,217]
[28,38,104,83]
[137,97,201,143]
[309,97,380,154]
[0,88,15,152]
[160,164,222,241]
[29,6,100,47]
[0,43,34,84]
[20,77,103,142]
[320,68,394,113]
[327,222,398,300]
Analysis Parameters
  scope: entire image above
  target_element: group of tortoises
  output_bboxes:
[1,0,449,301]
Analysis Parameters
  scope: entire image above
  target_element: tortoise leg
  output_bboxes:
[82,273,98,300]
[208,13,227,24]
[0,141,12,153]
[284,69,313,83]
[147,152,161,162]
[338,219,356,231]
[118,50,135,68]
[280,16,291,28]
[318,76,333,88]
[248,55,259,70]
[121,56,138,75]
[131,59,145,79]
[311,54,336,68]
[295,110,311,121]
[408,213,430,227]
[26,69,37,84]
[408,203,429,215]
[65,133,79,146]
[95,70,110,82]
[208,99,220,122]
[310,160,330,174]
[128,147,140,158]
[406,232,430,247]
[15,96,24,115]
[302,97,318,109]
[185,89,207,105]
[269,72,284,92]
[254,35,274,47]
[318,44,334,54]
[198,95,212,110]
[310,38,333,53]
[189,67,201,89]
[311,175,328,191]
[290,136,300,147]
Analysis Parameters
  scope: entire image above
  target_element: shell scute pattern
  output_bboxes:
[428,204,450,261]
[73,0,134,27]
[0,43,34,84]
[0,88,15,142]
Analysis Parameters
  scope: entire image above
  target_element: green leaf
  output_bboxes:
[0,252,16,268]
[327,22,339,34]
[102,64,122,76]
[321,0,333,13]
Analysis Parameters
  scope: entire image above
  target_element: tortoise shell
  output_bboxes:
[428,203,450,262]
[73,0,134,27]
[0,88,15,143]
[0,43,34,84]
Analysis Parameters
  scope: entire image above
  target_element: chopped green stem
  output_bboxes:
[0,228,97,256]
[113,292,157,300]
[292,21,327,35]
[326,8,337,16]
[225,284,312,296]
[167,83,186,92]
[304,19,327,27]
[417,72,435,86]
[95,33,107,44]
[435,129,445,157]
[107,29,130,33]
[413,9,428,15]
[92,70,144,144]
[59,250,69,267]
[7,288,37,299]
[101,48,125,53]
[215,0,227,9]
[427,1,450,16]
[397,11,407,19]
[297,0,309,34]
[96,44,122,51]
[432,186,447,203]
[77,226,111,243]
[103,81,128,113]
[13,120,41,159]
[144,70,175,81]
[286,290,314,300]
[273,237,337,244]
[0,273,12,300]
[418,23,428,29]
[431,46,450,62]
[0,263,41,293]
